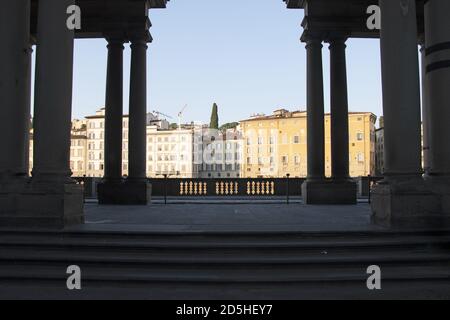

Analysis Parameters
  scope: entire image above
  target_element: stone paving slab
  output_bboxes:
[79,202,387,232]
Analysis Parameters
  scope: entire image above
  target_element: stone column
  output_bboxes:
[301,36,333,204]
[378,0,422,180]
[0,1,32,181]
[371,0,439,227]
[420,42,431,175]
[424,0,450,214]
[32,0,75,183]
[103,38,124,183]
[4,0,84,228]
[128,36,148,181]
[329,37,350,181]
[305,37,325,181]
[324,36,357,204]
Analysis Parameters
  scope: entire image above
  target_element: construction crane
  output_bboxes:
[152,110,173,120]
[177,104,188,130]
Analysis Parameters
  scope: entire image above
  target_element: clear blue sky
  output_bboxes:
[32,0,384,125]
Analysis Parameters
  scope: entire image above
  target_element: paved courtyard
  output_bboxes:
[79,200,387,233]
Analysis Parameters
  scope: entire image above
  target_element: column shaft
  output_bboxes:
[379,0,422,180]
[0,1,32,179]
[424,0,450,179]
[306,38,325,180]
[128,39,148,181]
[33,0,75,182]
[329,38,350,180]
[104,40,124,182]
[420,44,430,174]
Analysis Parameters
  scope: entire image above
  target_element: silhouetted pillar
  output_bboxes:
[424,0,450,214]
[329,37,350,180]
[420,41,430,175]
[32,0,75,182]
[98,36,152,205]
[306,37,325,181]
[371,0,439,227]
[0,0,32,180]
[378,0,422,180]
[104,38,124,182]
[425,0,450,182]
[128,36,148,181]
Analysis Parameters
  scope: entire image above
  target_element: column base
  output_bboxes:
[0,180,84,229]
[426,176,450,215]
[97,180,152,205]
[301,179,357,205]
[371,179,444,228]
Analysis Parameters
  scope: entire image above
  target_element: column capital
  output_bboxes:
[327,36,348,50]
[105,34,126,48]
[129,30,152,45]
[130,35,150,49]
[304,36,323,49]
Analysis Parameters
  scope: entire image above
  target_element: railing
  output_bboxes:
[73,176,382,199]
[148,178,305,197]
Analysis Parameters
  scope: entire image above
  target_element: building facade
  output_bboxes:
[195,127,243,178]
[29,108,377,179]
[146,126,197,178]
[239,109,376,178]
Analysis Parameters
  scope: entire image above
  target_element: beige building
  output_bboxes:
[240,109,376,178]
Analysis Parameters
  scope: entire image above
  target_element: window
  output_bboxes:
[258,136,263,145]
[282,156,288,165]
[357,133,364,141]
[293,136,300,144]
[357,153,364,162]
[294,155,300,165]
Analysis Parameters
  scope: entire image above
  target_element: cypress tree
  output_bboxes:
[209,103,219,129]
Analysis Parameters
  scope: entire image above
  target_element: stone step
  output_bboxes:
[1,230,450,249]
[2,229,450,298]
[1,246,449,265]
[1,262,449,284]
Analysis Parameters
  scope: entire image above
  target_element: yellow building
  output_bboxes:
[240,109,376,178]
